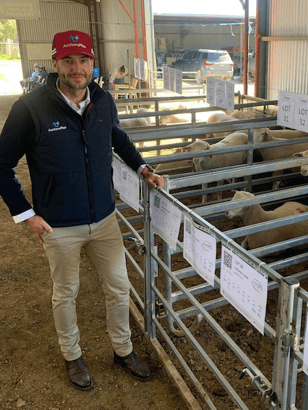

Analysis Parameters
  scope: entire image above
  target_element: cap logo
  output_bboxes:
[70,35,79,43]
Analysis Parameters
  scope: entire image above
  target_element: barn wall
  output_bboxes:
[99,0,147,79]
[17,0,90,78]
[268,0,308,99]
[154,22,255,53]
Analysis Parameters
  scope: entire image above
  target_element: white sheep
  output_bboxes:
[230,111,256,119]
[206,112,240,138]
[293,149,308,176]
[120,108,152,151]
[253,129,308,189]
[187,132,248,171]
[253,129,308,161]
[225,190,308,251]
[153,147,193,173]
[119,107,152,128]
[184,132,248,201]
[159,106,189,125]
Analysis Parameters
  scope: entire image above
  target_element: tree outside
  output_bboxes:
[0,20,19,59]
[0,19,17,42]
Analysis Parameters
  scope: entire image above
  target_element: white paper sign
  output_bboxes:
[112,157,122,193]
[294,96,308,132]
[220,246,268,334]
[183,216,216,286]
[175,70,182,94]
[163,66,170,90]
[206,77,216,105]
[303,317,308,375]
[226,82,235,111]
[215,79,226,108]
[169,68,176,92]
[134,58,139,79]
[277,91,295,129]
[120,165,140,212]
[151,192,181,250]
[206,78,234,111]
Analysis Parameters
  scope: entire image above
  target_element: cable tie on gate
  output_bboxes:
[226,238,233,249]
[258,262,266,270]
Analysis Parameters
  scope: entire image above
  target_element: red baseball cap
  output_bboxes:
[52,30,95,60]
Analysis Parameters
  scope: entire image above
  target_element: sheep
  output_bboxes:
[184,132,248,201]
[154,147,193,174]
[206,112,234,124]
[271,130,308,139]
[206,112,240,138]
[187,132,248,171]
[253,128,308,189]
[230,111,256,119]
[293,149,308,176]
[119,108,152,151]
[119,107,152,128]
[225,190,308,252]
[159,106,189,125]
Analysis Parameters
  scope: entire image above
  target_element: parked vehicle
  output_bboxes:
[172,49,234,82]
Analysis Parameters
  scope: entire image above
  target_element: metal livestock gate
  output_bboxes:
[114,108,308,409]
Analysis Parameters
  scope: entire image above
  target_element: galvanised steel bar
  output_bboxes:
[124,247,144,280]
[225,214,308,243]
[129,118,278,145]
[153,185,281,281]
[286,292,303,409]
[142,182,156,339]
[118,101,275,121]
[116,208,144,243]
[167,158,308,191]
[152,285,251,410]
[245,235,308,258]
[271,277,300,410]
[301,303,308,409]
[115,95,277,108]
[152,318,217,410]
[267,252,308,271]
[151,255,273,400]
[302,374,308,410]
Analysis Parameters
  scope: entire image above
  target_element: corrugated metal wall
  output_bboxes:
[154,22,255,52]
[17,0,90,78]
[268,0,308,99]
[100,0,143,78]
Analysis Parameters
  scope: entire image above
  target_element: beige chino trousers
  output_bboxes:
[42,211,132,361]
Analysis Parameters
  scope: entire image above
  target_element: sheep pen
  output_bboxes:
[2,95,308,410]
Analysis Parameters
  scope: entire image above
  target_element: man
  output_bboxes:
[0,30,163,391]
[20,62,47,93]
[109,64,126,90]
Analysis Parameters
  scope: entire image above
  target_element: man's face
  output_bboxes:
[52,54,94,91]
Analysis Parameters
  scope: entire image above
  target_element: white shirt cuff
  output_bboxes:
[13,209,36,223]
[137,164,147,177]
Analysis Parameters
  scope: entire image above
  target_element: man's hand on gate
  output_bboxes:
[26,215,53,244]
[142,169,164,189]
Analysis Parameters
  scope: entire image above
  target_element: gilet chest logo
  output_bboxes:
[48,121,67,132]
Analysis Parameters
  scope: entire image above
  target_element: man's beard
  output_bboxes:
[59,72,92,90]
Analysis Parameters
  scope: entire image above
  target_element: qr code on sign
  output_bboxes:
[154,195,160,208]
[185,220,191,234]
[223,250,232,269]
